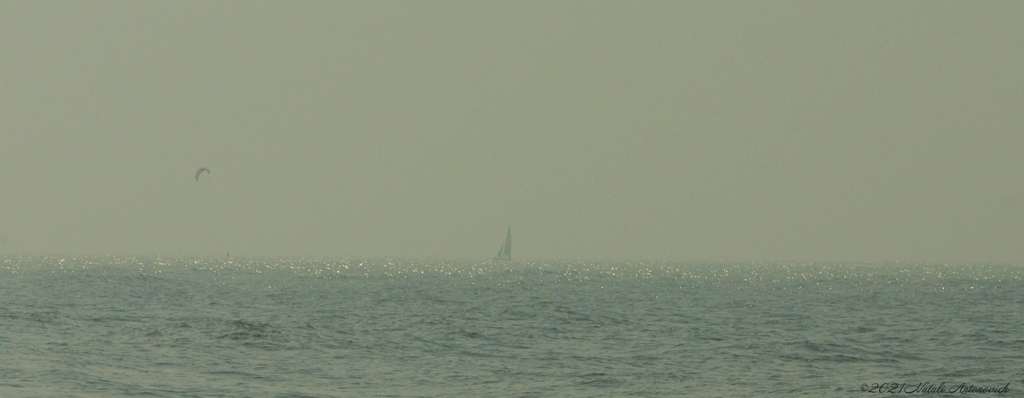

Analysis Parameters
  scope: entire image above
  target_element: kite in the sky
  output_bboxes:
[195,167,210,181]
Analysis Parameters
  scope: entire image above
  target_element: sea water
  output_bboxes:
[1,256,1021,397]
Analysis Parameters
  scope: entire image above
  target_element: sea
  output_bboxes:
[1,256,1022,397]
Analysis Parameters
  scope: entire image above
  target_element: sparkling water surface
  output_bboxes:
[1,256,1022,397]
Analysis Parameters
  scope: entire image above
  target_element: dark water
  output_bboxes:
[1,256,1022,397]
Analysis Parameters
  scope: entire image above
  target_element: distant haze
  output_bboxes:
[1,2,1022,262]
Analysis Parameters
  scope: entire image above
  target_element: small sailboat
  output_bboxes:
[494,227,511,260]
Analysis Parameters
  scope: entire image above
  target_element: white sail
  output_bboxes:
[494,227,511,260]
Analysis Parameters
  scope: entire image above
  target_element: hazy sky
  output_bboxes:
[1,2,1022,261]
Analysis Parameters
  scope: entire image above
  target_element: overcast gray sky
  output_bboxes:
[1,2,1022,262]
